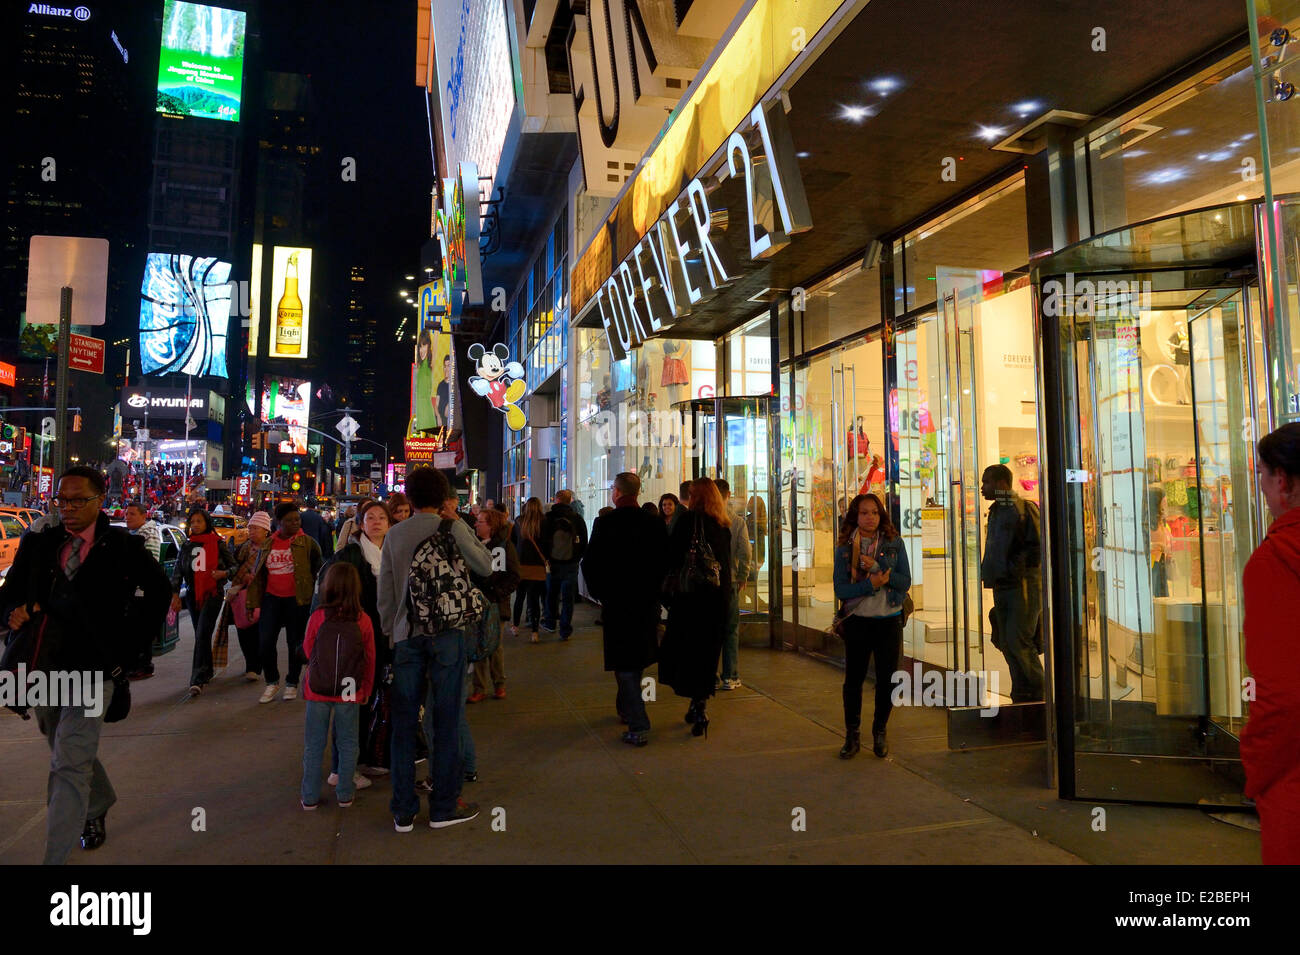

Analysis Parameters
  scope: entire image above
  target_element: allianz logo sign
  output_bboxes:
[126,395,203,409]
[29,3,91,19]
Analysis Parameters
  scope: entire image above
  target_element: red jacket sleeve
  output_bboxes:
[1240,548,1300,799]
[358,612,377,702]
[302,610,323,663]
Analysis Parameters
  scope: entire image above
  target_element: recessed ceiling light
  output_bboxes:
[839,104,872,123]
[796,151,811,159]
[867,77,900,94]
[976,125,1004,141]
[1236,193,1248,201]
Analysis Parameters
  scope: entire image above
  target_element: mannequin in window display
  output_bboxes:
[979,464,1044,703]
[660,340,689,387]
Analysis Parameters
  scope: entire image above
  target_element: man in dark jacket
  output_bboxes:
[979,464,1043,702]
[540,488,588,640]
[298,500,335,560]
[581,472,666,745]
[2,467,171,863]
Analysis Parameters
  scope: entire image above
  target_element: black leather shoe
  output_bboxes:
[621,730,649,746]
[81,814,107,851]
[684,702,700,725]
[839,729,860,759]
[872,731,889,758]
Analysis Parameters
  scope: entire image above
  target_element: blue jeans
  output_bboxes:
[391,631,465,820]
[544,563,579,637]
[720,586,741,681]
[422,668,475,777]
[615,670,650,733]
[302,700,360,805]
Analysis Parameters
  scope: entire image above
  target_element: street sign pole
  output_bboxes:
[345,438,353,496]
[52,286,72,481]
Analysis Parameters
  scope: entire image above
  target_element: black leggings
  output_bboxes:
[842,613,902,734]
[513,579,545,628]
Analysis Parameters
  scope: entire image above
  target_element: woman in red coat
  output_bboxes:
[1241,423,1300,864]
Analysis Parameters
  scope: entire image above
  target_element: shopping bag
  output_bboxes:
[210,590,232,670]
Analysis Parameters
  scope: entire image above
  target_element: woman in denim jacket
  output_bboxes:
[833,493,911,759]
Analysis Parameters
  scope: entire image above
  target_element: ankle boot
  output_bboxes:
[839,728,860,759]
[872,730,889,758]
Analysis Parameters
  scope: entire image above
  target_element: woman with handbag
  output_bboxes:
[512,497,547,643]
[833,492,911,759]
[659,477,731,738]
[170,506,236,697]
[228,511,272,681]
[469,508,519,701]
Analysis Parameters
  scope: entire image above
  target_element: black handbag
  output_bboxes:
[679,514,721,592]
[104,667,130,723]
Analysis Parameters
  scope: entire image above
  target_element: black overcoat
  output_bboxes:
[658,510,731,700]
[580,505,667,672]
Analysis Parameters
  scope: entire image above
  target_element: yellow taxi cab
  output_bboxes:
[208,512,249,549]
[0,506,45,529]
[0,511,25,572]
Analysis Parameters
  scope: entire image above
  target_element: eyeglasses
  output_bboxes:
[53,495,102,509]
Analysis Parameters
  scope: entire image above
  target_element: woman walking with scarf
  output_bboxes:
[171,506,237,696]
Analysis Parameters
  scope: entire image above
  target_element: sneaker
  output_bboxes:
[301,800,319,811]
[721,678,742,690]
[430,802,479,828]
[464,771,479,782]
[338,797,354,808]
[327,772,340,786]
[494,687,506,699]
[540,622,556,633]
[282,685,298,701]
[244,672,260,682]
[259,683,280,704]
[416,777,434,793]
[353,774,372,790]
[188,684,202,697]
[467,692,486,704]
[621,730,649,747]
[361,765,390,777]
[394,813,416,832]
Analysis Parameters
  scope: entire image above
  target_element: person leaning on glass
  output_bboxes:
[1240,422,1300,865]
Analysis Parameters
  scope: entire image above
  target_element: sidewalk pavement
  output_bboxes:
[0,603,1260,864]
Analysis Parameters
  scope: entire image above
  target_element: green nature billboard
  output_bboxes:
[156,1,247,123]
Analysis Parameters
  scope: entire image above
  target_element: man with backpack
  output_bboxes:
[980,464,1044,703]
[378,466,493,832]
[540,489,588,641]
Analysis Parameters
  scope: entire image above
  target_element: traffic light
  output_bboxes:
[291,471,301,492]
[251,432,264,450]
[73,414,82,432]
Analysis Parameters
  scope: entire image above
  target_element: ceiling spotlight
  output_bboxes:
[405,274,415,280]
[867,77,900,94]
[796,151,811,159]
[1236,193,1248,201]
[1012,100,1040,116]
[976,125,1004,141]
[839,104,872,123]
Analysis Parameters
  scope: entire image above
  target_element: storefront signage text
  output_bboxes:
[595,99,811,361]
[432,162,483,319]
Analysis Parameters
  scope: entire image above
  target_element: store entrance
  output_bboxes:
[1041,202,1271,803]
[675,396,777,641]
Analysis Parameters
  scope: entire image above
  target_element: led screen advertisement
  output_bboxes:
[259,376,311,454]
[139,252,232,378]
[156,0,247,122]
[268,246,312,359]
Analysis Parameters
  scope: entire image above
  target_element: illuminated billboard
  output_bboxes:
[268,246,312,359]
[156,1,247,122]
[139,252,232,378]
[260,376,311,454]
[411,284,456,434]
[247,242,262,356]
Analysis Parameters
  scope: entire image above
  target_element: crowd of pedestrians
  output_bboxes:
[4,420,1300,862]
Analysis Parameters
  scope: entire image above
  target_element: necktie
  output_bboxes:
[64,539,82,579]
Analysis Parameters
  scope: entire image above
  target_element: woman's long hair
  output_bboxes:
[416,329,435,370]
[689,477,729,527]
[658,492,679,520]
[517,496,543,541]
[837,493,897,547]
[320,562,363,622]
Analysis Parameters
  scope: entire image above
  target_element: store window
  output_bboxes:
[801,265,881,352]
[728,313,772,396]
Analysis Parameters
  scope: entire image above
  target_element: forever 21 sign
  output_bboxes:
[594,99,812,361]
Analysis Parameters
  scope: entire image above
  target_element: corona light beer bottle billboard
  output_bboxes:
[270,246,311,358]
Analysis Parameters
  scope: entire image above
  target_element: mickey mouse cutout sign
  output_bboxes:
[468,343,527,431]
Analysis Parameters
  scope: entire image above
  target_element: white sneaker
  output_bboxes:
[282,686,298,701]
[353,774,372,790]
[327,772,340,786]
[721,678,742,690]
[259,683,280,704]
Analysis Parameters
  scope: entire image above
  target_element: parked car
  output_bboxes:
[0,506,46,529]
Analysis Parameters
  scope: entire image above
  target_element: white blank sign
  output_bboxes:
[25,235,109,326]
